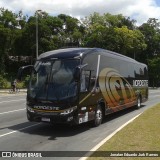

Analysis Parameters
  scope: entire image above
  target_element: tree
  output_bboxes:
[82,12,136,29]
[0,8,157,85]
[14,11,63,58]
[83,23,106,47]
[58,14,84,47]
[114,26,147,58]
[82,13,145,56]
[0,8,20,75]
[148,57,160,87]
[103,13,136,29]
[139,18,160,58]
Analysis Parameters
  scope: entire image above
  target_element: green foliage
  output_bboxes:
[139,18,160,58]
[17,81,25,89]
[114,26,147,56]
[148,57,160,87]
[82,12,146,57]
[0,75,7,88]
[1,8,160,86]
[23,75,30,88]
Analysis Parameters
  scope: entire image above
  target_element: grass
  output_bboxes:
[88,104,160,160]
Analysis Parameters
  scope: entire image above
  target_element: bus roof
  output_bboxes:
[38,48,93,60]
[38,48,146,66]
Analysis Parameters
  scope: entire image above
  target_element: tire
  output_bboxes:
[27,112,33,122]
[93,105,103,127]
[136,96,141,109]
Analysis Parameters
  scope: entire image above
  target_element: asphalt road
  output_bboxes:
[0,89,160,160]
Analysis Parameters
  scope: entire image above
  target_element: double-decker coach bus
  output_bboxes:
[17,48,148,126]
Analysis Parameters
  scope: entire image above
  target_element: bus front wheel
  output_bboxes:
[93,105,103,127]
[27,112,33,121]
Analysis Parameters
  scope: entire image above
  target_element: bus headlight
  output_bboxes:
[60,106,77,115]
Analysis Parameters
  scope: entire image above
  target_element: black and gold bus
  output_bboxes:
[17,48,148,126]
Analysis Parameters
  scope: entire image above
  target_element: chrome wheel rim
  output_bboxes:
[137,98,141,107]
[95,109,102,125]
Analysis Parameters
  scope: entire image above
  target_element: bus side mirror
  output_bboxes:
[74,67,81,82]
[17,67,23,81]
[17,65,33,81]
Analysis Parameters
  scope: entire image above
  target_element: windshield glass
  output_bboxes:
[29,59,79,101]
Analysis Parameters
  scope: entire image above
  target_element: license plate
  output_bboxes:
[41,117,50,122]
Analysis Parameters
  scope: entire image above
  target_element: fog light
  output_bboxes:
[27,106,35,113]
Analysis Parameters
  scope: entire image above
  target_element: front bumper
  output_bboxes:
[26,106,78,124]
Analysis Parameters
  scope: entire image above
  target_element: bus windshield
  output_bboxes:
[28,59,79,101]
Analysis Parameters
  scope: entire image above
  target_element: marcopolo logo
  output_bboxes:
[133,80,148,87]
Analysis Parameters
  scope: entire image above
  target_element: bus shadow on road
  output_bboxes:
[5,121,91,139]
[29,123,91,140]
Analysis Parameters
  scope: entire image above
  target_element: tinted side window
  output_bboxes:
[100,55,120,70]
[80,70,91,92]
[134,64,148,79]
[82,53,98,91]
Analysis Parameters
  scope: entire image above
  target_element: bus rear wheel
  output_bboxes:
[136,96,141,109]
[93,105,103,127]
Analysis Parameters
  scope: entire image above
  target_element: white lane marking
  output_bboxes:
[0,99,25,104]
[79,113,142,160]
[0,108,25,115]
[0,123,41,138]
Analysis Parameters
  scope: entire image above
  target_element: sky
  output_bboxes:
[1,0,160,25]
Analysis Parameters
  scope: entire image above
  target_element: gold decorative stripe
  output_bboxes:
[79,92,92,104]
